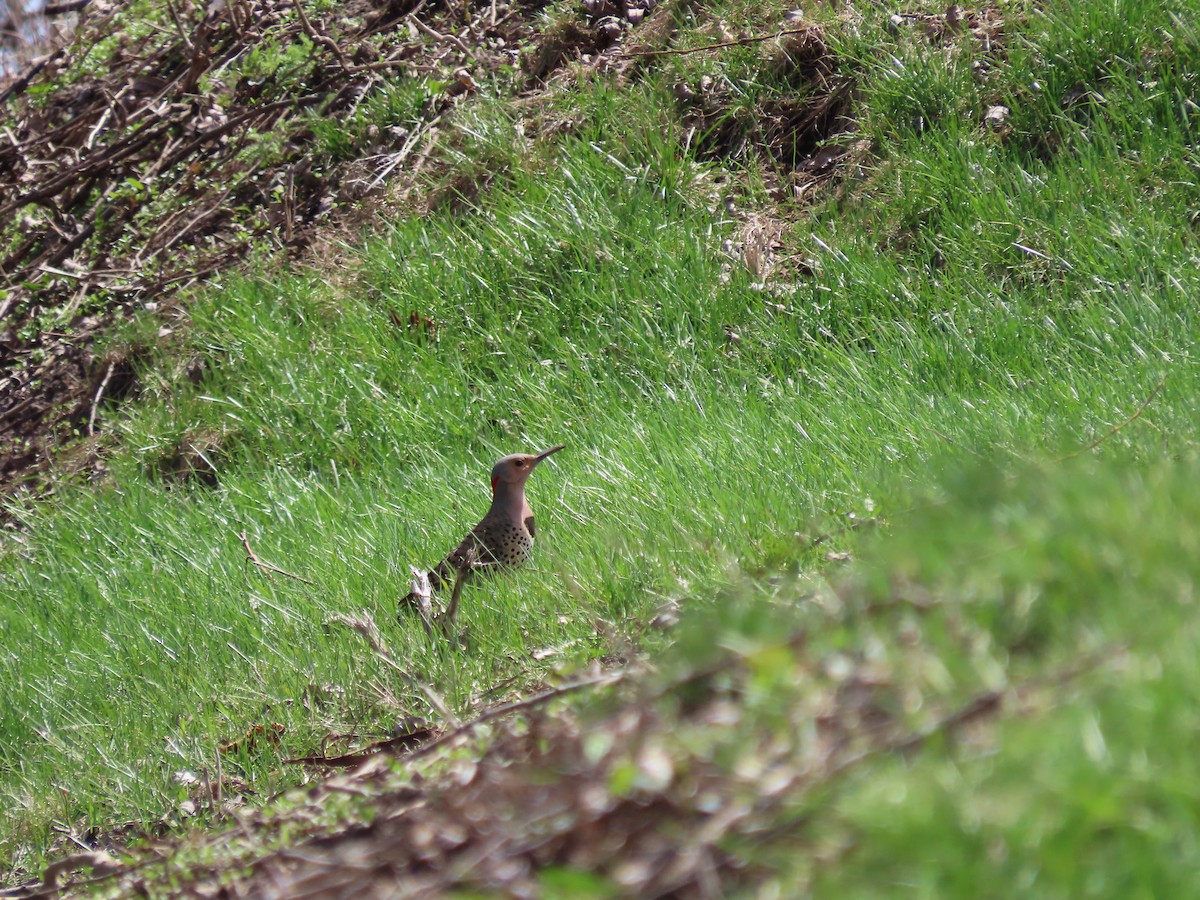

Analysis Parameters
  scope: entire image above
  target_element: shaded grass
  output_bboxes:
[2,0,1200,881]
[810,458,1200,896]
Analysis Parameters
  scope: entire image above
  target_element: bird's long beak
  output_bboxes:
[534,444,566,463]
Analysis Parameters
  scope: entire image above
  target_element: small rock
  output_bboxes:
[597,16,622,41]
[984,105,1010,126]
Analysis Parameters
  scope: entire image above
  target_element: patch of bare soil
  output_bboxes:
[674,26,855,193]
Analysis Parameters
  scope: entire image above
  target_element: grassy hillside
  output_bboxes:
[2,0,1199,892]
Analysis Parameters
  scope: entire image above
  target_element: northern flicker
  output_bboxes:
[401,445,565,614]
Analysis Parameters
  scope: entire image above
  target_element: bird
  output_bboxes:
[400,445,565,618]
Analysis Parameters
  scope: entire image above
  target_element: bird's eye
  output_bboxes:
[515,460,525,468]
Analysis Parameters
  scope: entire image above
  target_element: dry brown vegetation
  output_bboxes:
[10,609,1079,899]
[0,0,569,504]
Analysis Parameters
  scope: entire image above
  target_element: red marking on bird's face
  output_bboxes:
[491,476,498,492]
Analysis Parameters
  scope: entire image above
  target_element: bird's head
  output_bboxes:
[491,445,565,492]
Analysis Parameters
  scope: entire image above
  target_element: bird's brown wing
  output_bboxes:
[434,528,505,587]
[398,527,505,620]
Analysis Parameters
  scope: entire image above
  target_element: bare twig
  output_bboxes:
[38,851,122,891]
[438,546,476,636]
[0,117,174,217]
[238,530,315,584]
[368,111,444,189]
[399,572,444,639]
[154,95,324,176]
[163,0,194,50]
[85,99,114,150]
[0,396,37,429]
[929,427,984,457]
[1058,378,1166,461]
[292,0,352,73]
[351,57,440,74]
[890,643,1123,756]
[0,47,65,106]
[889,690,1003,755]
[401,669,626,765]
[43,0,94,14]
[86,360,114,436]
[405,565,436,631]
[622,26,817,58]
[213,745,223,816]
[408,15,475,59]
[284,723,434,766]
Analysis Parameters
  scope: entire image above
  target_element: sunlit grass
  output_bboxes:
[2,0,1199,883]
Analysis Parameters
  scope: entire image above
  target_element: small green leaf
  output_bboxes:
[608,760,636,796]
[538,865,618,899]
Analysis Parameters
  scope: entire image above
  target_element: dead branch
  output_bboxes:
[213,745,223,815]
[437,545,476,636]
[292,0,352,74]
[621,26,817,58]
[441,569,467,634]
[888,643,1122,759]
[284,724,434,767]
[86,360,114,436]
[43,0,94,15]
[408,15,475,60]
[1058,378,1166,461]
[889,690,1002,755]
[405,566,436,633]
[368,111,444,188]
[401,669,626,765]
[0,46,66,105]
[289,669,626,769]
[238,530,315,584]
[162,0,193,50]
[0,118,174,218]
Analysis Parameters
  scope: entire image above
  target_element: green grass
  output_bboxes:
[3,0,1200,886]
[807,458,1200,896]
[580,454,1200,896]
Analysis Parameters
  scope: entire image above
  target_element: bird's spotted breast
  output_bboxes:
[400,445,563,619]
